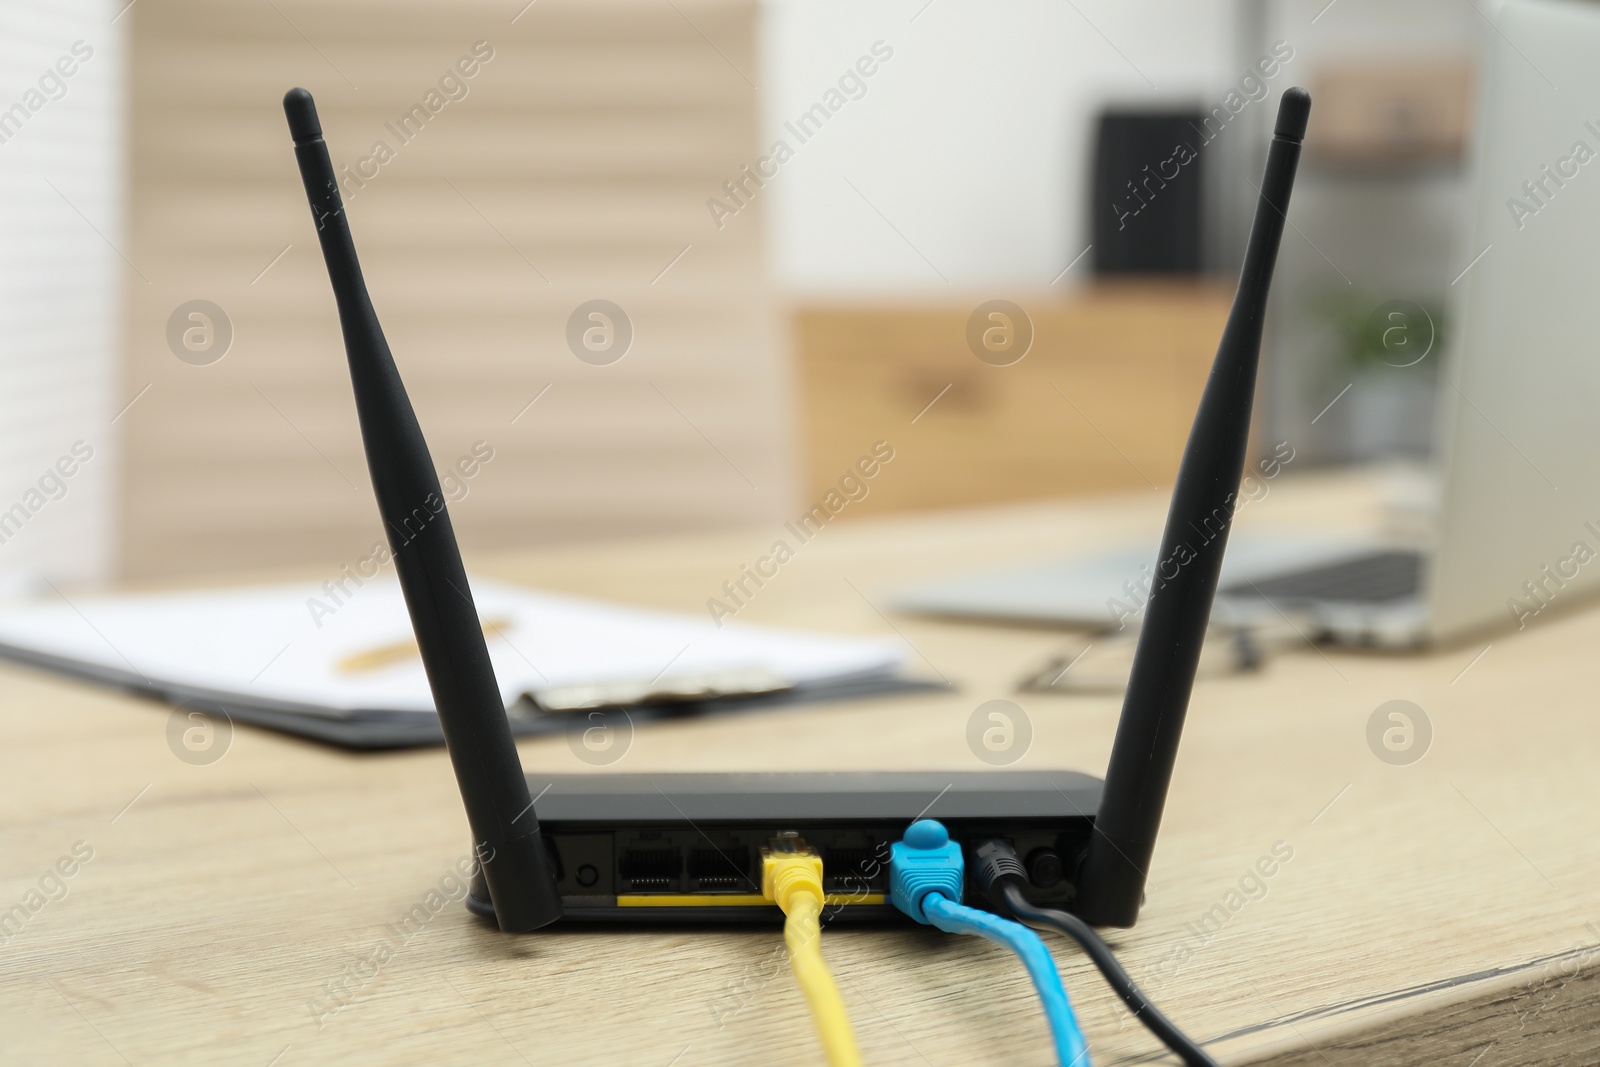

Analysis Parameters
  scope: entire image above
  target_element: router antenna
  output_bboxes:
[282,88,561,932]
[1074,88,1311,927]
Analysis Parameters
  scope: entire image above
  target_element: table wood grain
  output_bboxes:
[2,471,1596,1065]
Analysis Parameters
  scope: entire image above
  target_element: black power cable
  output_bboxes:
[973,841,1220,1067]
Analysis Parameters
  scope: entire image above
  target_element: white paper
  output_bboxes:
[0,578,907,718]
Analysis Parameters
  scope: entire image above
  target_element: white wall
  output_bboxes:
[1262,0,1480,62]
[759,0,1239,294]
[0,0,122,593]
[1253,0,1479,461]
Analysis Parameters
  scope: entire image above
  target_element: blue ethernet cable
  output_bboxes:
[890,819,1092,1067]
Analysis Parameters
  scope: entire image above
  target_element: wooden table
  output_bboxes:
[3,471,1597,1065]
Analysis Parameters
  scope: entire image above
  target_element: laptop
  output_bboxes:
[897,0,1600,649]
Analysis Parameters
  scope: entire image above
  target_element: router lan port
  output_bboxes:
[618,847,681,892]
[688,845,756,893]
[822,842,890,894]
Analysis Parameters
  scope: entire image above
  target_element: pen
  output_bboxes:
[337,618,513,674]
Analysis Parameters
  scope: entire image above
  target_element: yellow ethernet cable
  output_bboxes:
[761,833,863,1067]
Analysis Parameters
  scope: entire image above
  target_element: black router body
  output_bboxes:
[283,86,1310,931]
[468,771,1102,922]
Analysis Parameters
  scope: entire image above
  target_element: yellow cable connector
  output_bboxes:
[761,833,864,1067]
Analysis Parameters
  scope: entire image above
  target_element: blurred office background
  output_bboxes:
[0,0,1479,587]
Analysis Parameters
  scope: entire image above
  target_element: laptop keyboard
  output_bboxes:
[1219,550,1424,605]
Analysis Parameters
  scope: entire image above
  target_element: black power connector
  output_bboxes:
[972,840,1221,1067]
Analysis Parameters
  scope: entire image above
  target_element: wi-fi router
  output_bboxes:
[282,85,1309,931]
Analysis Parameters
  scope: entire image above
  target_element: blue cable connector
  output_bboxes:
[889,818,964,920]
[890,819,1092,1067]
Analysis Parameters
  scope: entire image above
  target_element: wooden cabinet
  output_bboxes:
[793,283,1234,516]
